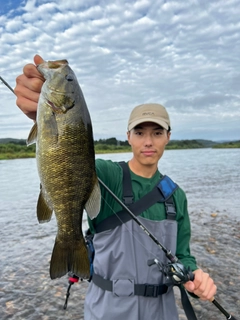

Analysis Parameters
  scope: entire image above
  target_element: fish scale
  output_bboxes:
[27,59,101,280]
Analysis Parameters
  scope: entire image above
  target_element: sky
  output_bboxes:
[0,0,239,142]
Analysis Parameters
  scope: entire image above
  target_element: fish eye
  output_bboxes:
[65,75,74,81]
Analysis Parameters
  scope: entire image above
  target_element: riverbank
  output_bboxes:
[1,209,239,319]
[1,138,239,160]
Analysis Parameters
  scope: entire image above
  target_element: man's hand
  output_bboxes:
[15,54,45,120]
[184,269,217,300]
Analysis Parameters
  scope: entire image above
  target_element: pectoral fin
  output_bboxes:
[85,177,101,220]
[37,185,53,223]
[27,122,38,146]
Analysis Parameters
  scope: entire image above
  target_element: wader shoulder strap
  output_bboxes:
[120,161,134,205]
[179,285,198,320]
[95,162,178,233]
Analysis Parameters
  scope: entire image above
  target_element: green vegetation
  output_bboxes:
[94,137,131,153]
[167,139,206,149]
[212,140,240,148]
[95,144,131,153]
[0,138,239,160]
[0,140,35,160]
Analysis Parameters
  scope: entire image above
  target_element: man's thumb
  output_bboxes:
[34,54,44,65]
[184,281,195,292]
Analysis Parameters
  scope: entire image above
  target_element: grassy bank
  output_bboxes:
[0,143,132,160]
[0,138,239,160]
[0,143,36,160]
[212,140,240,148]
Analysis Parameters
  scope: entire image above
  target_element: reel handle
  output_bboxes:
[147,259,158,267]
[188,269,195,282]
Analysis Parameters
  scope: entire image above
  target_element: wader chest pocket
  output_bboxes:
[113,279,134,297]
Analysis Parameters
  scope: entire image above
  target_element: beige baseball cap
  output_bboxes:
[127,103,171,131]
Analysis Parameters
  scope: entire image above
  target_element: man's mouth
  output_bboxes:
[141,150,156,156]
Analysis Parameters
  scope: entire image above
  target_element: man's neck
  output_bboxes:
[128,159,158,178]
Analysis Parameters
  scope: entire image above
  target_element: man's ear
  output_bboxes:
[166,131,171,145]
[127,131,131,145]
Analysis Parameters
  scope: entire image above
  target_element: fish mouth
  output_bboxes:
[48,60,68,68]
[46,99,75,113]
[37,60,68,70]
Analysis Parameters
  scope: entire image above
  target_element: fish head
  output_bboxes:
[37,59,77,114]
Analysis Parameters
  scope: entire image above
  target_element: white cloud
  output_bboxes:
[0,0,239,140]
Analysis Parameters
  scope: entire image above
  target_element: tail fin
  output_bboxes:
[50,238,90,280]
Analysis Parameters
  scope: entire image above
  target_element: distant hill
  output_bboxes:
[0,138,27,145]
[166,139,218,149]
[195,139,219,147]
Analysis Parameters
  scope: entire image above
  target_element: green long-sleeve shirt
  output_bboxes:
[88,159,198,271]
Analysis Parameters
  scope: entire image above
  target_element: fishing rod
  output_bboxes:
[2,76,237,320]
[97,177,238,320]
[0,76,15,94]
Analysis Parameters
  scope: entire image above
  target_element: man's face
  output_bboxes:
[127,122,170,168]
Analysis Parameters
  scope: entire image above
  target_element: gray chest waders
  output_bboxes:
[91,162,197,320]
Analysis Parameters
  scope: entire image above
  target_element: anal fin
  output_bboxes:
[37,186,53,223]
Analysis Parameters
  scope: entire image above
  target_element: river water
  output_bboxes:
[0,148,239,319]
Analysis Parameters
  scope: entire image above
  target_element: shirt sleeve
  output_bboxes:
[87,159,123,233]
[174,188,198,271]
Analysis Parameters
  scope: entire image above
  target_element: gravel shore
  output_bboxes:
[176,210,240,319]
[1,210,239,320]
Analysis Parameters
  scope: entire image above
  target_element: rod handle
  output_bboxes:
[210,297,235,319]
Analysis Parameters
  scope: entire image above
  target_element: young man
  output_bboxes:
[15,55,216,319]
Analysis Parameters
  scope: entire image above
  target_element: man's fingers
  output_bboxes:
[14,80,41,121]
[22,64,44,82]
[15,95,38,120]
[14,55,45,121]
[193,277,217,301]
[184,269,217,301]
[15,76,43,96]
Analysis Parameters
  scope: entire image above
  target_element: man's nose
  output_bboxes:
[144,135,153,146]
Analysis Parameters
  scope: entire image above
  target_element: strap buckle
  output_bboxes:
[123,196,134,205]
[144,284,158,297]
[165,203,176,220]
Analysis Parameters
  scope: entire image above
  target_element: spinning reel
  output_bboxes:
[148,258,194,285]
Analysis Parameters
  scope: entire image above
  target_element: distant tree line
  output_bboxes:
[94,137,129,146]
[212,140,240,148]
[94,137,130,153]
[0,138,239,160]
[0,140,35,159]
[166,139,205,149]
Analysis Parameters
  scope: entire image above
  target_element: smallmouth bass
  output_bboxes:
[27,59,101,280]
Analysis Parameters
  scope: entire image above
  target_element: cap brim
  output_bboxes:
[128,118,169,131]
